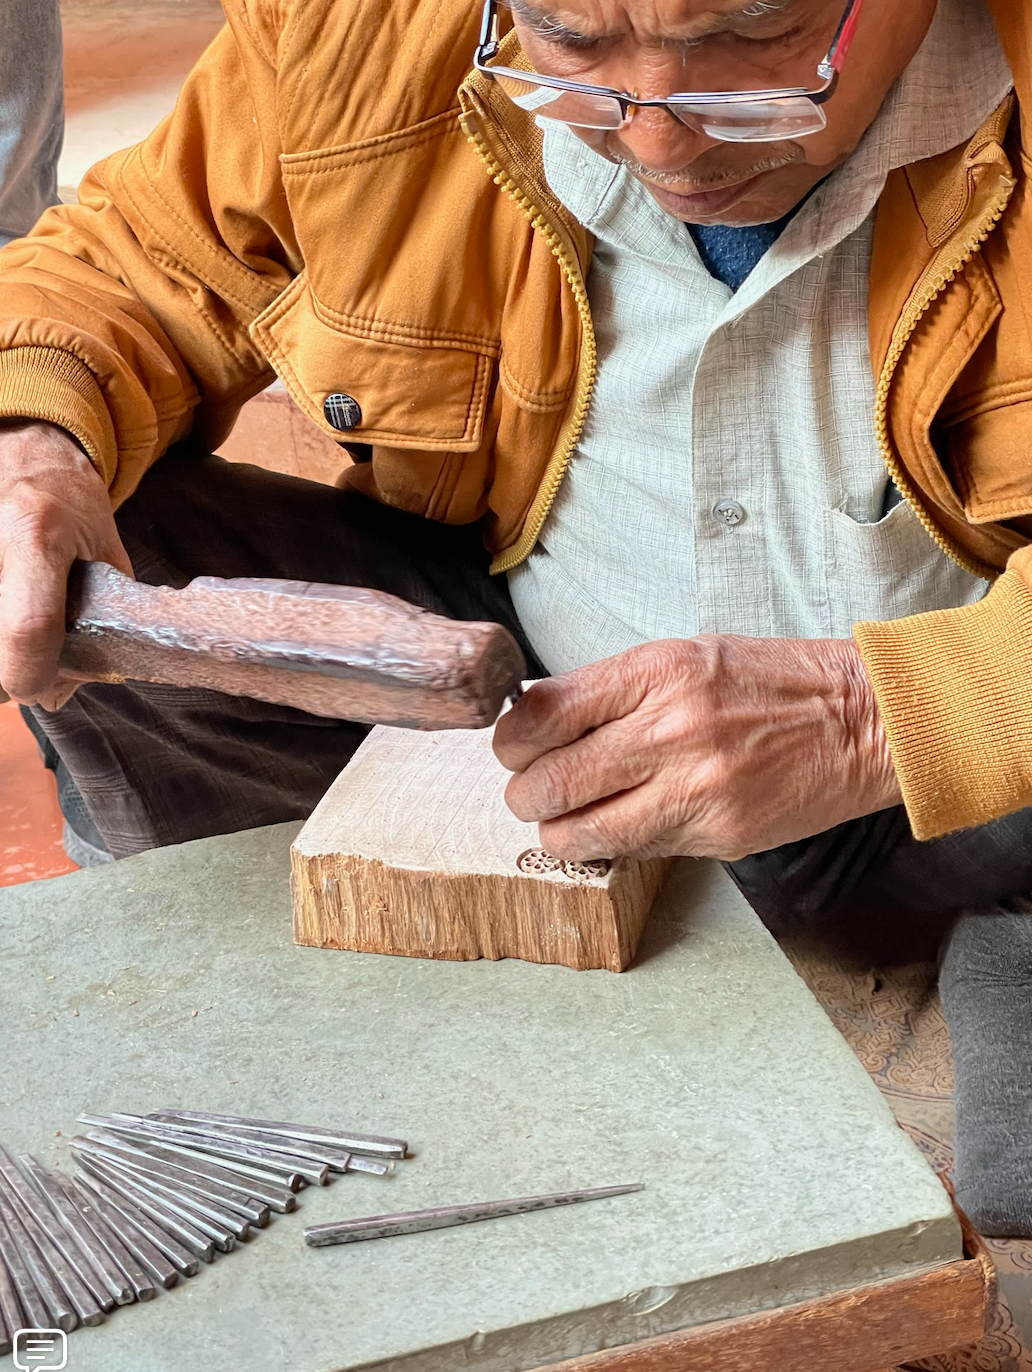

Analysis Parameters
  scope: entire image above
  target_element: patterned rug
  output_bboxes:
[782,946,1032,1371]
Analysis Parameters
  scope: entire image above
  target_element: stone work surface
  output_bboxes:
[0,825,958,1371]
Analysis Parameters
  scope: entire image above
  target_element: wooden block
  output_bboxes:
[291,725,669,971]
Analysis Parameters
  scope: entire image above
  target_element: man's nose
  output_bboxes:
[611,102,714,177]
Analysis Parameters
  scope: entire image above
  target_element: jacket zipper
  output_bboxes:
[461,113,597,575]
[873,170,1015,578]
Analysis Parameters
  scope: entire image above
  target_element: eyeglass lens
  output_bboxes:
[669,98,828,141]
[495,74,827,140]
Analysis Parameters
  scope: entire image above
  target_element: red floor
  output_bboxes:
[0,702,79,886]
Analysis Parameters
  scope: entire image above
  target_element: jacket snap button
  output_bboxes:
[324,392,362,431]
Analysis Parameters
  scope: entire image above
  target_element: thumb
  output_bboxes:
[93,530,135,581]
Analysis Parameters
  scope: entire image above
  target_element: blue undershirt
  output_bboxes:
[685,205,801,292]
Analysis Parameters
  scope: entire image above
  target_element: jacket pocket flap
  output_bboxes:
[252,274,493,452]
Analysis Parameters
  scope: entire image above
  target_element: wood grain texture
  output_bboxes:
[291,725,669,971]
[52,561,525,729]
[543,1250,992,1372]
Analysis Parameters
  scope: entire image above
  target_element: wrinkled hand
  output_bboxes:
[0,419,132,710]
[493,636,902,862]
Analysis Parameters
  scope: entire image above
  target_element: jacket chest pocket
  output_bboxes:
[252,271,496,452]
[931,245,1032,526]
[263,112,511,451]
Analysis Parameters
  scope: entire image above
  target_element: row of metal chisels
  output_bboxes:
[0,1107,407,1353]
[0,1105,644,1356]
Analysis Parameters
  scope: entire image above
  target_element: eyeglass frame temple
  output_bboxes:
[478,0,502,61]
[819,0,865,79]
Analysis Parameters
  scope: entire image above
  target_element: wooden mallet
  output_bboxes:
[0,561,525,730]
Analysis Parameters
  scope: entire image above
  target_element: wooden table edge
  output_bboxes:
[546,1206,994,1372]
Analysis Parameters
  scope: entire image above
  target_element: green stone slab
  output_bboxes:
[0,822,959,1371]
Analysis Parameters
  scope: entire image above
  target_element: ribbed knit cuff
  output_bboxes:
[0,346,116,484]
[855,569,1032,840]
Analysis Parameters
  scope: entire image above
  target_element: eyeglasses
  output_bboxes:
[473,0,864,142]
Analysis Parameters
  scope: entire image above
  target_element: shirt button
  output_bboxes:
[324,392,362,431]
[713,499,746,527]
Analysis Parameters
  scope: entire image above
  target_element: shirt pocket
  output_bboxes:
[824,499,988,633]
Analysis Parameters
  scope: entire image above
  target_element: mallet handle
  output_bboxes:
[2,561,525,730]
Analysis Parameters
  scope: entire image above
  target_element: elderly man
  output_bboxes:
[0,0,1029,1230]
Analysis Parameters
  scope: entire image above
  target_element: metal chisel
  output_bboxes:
[303,1182,645,1247]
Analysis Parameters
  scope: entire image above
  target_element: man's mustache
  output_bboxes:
[602,147,801,189]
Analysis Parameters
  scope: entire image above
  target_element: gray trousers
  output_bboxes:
[32,447,1032,944]
[0,0,63,244]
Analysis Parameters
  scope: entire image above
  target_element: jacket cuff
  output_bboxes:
[854,569,1032,840]
[0,346,116,484]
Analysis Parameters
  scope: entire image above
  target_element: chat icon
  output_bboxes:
[13,1329,67,1371]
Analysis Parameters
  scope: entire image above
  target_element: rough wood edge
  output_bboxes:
[543,1254,989,1372]
[290,849,668,971]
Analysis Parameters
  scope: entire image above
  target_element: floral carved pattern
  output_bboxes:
[516,848,610,884]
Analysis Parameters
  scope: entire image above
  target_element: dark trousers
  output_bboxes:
[34,448,1032,942]
[730,807,1032,964]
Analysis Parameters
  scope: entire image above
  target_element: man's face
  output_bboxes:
[509,0,939,224]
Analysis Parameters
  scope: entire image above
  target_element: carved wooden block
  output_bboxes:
[291,725,670,972]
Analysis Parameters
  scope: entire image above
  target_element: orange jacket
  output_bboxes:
[0,0,1029,842]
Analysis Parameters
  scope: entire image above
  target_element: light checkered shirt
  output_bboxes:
[509,0,1013,676]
